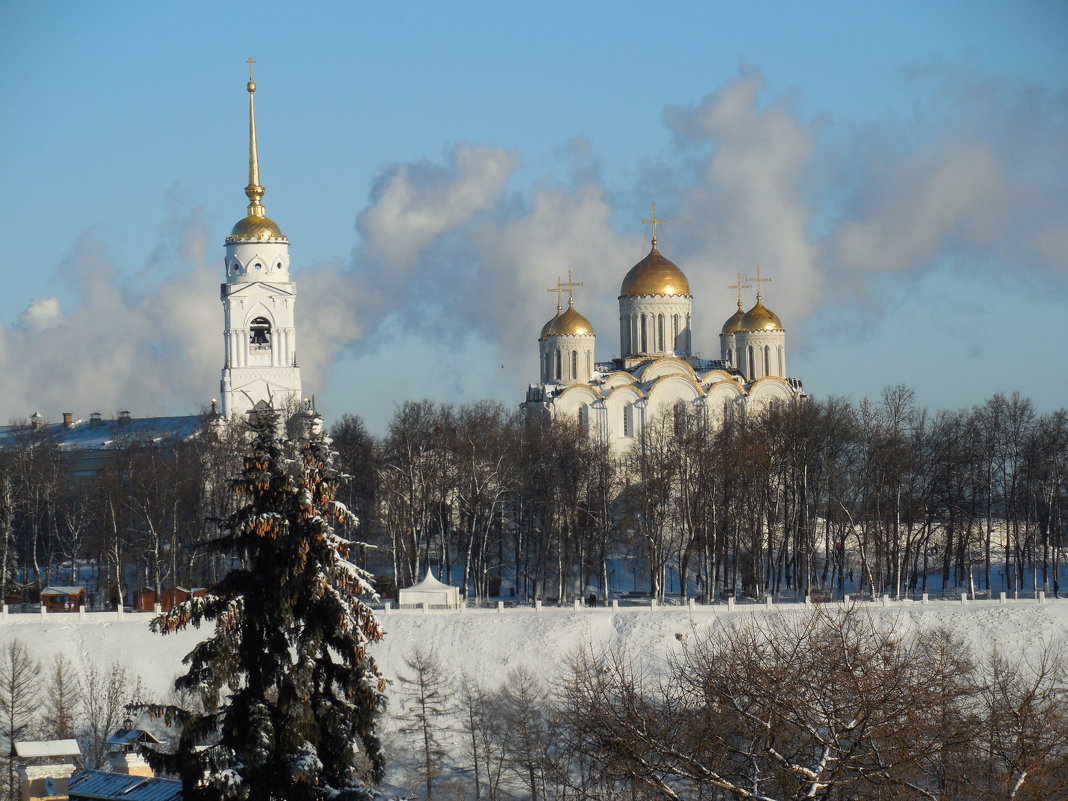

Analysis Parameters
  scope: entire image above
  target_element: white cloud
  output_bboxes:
[17,297,63,331]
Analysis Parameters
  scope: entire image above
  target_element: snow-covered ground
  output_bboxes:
[1,597,1065,701]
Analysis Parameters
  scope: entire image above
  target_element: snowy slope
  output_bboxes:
[0,598,1065,701]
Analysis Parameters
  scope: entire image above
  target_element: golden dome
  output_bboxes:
[740,298,784,332]
[540,306,561,339]
[721,304,746,336]
[229,214,284,239]
[544,299,594,337]
[620,244,691,297]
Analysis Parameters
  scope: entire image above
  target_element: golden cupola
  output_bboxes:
[721,302,746,335]
[545,297,595,337]
[620,243,691,297]
[227,62,285,242]
[740,297,784,331]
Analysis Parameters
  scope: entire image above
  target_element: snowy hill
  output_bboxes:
[1,598,1065,701]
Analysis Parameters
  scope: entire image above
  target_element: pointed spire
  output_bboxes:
[244,57,266,218]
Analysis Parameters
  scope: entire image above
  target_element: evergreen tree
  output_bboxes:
[143,408,387,801]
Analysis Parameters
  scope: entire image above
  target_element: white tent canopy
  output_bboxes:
[398,568,461,609]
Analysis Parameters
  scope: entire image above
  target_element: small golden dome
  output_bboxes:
[620,244,691,297]
[540,307,560,339]
[544,299,594,337]
[740,298,784,332]
[229,214,284,239]
[721,305,746,336]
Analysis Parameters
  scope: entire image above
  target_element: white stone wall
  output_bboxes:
[618,295,692,358]
[734,329,786,381]
[539,333,596,385]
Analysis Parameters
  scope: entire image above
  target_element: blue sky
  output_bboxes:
[1,1,1066,432]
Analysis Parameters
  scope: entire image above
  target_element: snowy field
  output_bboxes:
[0,597,1065,701]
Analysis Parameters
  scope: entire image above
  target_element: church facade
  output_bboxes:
[219,63,303,418]
[522,208,804,451]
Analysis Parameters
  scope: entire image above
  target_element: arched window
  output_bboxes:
[571,350,578,379]
[555,350,562,381]
[747,346,755,381]
[764,346,770,377]
[657,314,665,351]
[640,315,648,352]
[249,317,272,350]
[673,314,680,349]
[623,406,632,437]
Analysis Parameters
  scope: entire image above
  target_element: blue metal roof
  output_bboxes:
[67,770,182,801]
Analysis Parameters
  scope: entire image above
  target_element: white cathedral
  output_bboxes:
[522,208,804,451]
[218,64,302,418]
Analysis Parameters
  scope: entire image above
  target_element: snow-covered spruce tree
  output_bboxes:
[142,408,387,801]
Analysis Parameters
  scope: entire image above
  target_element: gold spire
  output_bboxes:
[748,264,772,301]
[244,57,266,218]
[727,272,751,311]
[642,202,667,247]
[559,269,583,303]
[546,277,566,315]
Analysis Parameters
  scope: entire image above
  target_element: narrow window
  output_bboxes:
[764,346,770,377]
[640,316,648,352]
[555,350,562,381]
[747,346,755,381]
[673,314,680,349]
[571,350,577,379]
[623,406,632,437]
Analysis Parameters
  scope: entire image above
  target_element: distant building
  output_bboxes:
[523,205,804,450]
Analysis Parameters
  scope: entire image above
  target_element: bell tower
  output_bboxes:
[219,59,302,417]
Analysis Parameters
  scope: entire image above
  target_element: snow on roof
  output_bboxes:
[14,739,81,758]
[41,586,85,595]
[105,728,165,747]
[0,415,206,454]
[403,567,456,591]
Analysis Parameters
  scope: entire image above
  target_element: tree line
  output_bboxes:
[0,387,1065,605]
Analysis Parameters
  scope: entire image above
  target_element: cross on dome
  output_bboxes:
[727,272,751,310]
[642,202,667,247]
[748,264,772,301]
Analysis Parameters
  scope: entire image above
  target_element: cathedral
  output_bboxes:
[218,61,303,418]
[522,206,804,450]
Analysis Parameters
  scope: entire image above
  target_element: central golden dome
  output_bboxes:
[543,299,594,337]
[740,298,783,332]
[229,214,284,240]
[620,244,691,297]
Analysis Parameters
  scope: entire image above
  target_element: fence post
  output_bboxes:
[727,597,735,612]
[116,605,124,620]
[1039,591,1046,604]
[921,593,929,605]
[574,599,581,611]
[611,599,619,611]
[1,604,6,621]
[960,594,968,606]
[497,601,504,614]
[999,592,1007,604]
[765,596,774,610]
[78,604,86,619]
[383,602,391,614]
[688,598,696,610]
[650,599,657,610]
[535,600,543,612]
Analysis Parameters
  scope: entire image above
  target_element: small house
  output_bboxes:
[14,739,81,801]
[40,587,86,613]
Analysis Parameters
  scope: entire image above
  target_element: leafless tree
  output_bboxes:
[0,641,40,801]
[398,647,454,800]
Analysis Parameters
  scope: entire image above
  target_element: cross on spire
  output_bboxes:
[748,265,772,301]
[642,202,667,246]
[246,56,256,81]
[560,269,583,306]
[727,272,751,310]
[546,277,566,313]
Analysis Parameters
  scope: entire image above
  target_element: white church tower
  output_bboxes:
[220,61,302,418]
